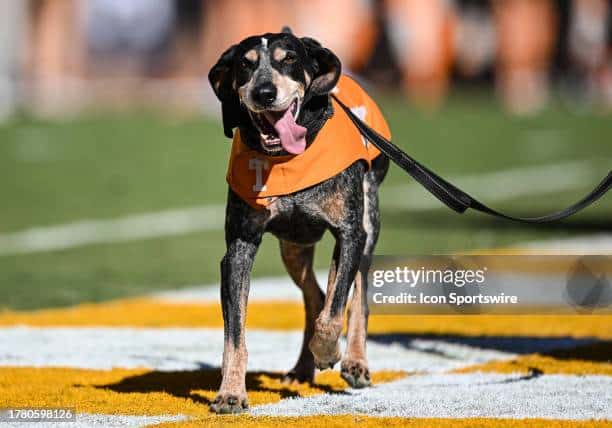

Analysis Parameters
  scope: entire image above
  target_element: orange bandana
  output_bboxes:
[226,75,390,209]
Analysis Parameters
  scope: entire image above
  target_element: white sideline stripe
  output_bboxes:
[523,234,612,255]
[0,159,608,256]
[2,413,186,428]
[153,233,612,304]
[0,205,225,256]
[0,327,514,373]
[251,373,612,420]
[152,271,327,303]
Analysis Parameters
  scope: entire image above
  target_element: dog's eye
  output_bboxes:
[283,53,297,64]
[239,58,253,69]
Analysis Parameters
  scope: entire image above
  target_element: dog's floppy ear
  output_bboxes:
[209,45,241,138]
[301,37,342,96]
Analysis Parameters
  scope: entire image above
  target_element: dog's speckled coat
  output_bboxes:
[209,29,389,414]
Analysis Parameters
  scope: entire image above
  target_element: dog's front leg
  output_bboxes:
[309,228,365,369]
[211,233,260,414]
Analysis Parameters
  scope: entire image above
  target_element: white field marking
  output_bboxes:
[0,159,608,257]
[251,373,612,420]
[3,413,186,428]
[522,234,612,255]
[0,326,519,373]
[0,205,225,256]
[152,271,329,303]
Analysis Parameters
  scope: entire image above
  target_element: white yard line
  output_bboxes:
[0,159,608,256]
[0,205,225,256]
[152,271,324,303]
[523,234,612,255]
[250,372,612,420]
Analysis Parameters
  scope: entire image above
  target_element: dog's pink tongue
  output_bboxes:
[274,108,307,154]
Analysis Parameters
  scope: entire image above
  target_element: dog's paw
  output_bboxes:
[210,393,249,414]
[309,335,341,370]
[340,359,371,389]
[282,367,315,385]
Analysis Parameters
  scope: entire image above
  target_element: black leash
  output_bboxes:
[331,94,611,224]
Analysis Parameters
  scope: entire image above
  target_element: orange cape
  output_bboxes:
[226,75,390,209]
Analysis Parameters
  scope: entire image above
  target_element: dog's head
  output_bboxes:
[209,28,341,155]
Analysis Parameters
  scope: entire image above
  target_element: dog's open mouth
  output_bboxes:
[247,98,307,154]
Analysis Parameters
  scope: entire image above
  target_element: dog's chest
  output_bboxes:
[264,196,329,245]
[257,161,365,244]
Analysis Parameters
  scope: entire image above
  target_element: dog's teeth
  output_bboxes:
[291,100,300,119]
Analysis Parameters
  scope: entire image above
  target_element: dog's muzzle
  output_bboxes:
[246,96,306,155]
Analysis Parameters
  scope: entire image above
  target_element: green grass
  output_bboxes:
[1,94,611,309]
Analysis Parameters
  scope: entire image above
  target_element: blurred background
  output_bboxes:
[0,0,611,310]
[1,0,612,116]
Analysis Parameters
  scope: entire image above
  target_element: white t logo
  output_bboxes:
[249,158,269,192]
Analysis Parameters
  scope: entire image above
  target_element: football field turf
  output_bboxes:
[0,94,610,426]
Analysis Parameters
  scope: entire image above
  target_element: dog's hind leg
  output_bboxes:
[309,191,366,371]
[341,161,387,388]
[309,230,365,370]
[341,267,371,388]
[279,240,325,383]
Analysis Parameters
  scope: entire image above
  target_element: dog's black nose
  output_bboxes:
[253,83,277,106]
